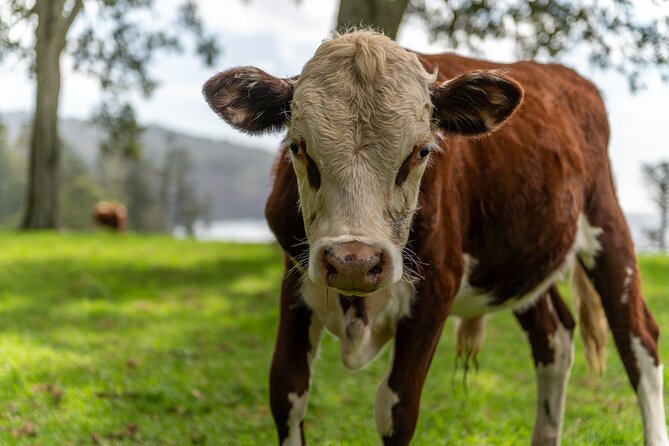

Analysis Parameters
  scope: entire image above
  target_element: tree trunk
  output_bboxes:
[661,183,668,252]
[337,0,410,40]
[21,0,78,229]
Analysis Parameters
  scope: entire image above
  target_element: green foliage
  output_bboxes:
[93,101,144,160]
[178,0,219,67]
[123,156,165,232]
[406,0,669,90]
[1,0,220,95]
[161,143,209,235]
[0,0,34,63]
[641,161,669,251]
[59,145,105,231]
[69,0,219,96]
[0,233,666,444]
[0,122,27,226]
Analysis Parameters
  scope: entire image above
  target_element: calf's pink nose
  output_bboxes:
[320,241,385,294]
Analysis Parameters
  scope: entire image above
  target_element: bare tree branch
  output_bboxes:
[62,0,84,34]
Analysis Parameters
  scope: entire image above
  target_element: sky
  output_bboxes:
[0,0,667,214]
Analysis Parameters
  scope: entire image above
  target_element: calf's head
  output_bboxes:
[204,31,522,295]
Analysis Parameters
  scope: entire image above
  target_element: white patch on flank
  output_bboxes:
[282,391,309,446]
[451,250,570,317]
[301,278,414,370]
[621,266,634,304]
[532,318,574,445]
[575,214,603,269]
[631,336,669,446]
[375,376,400,437]
[451,214,603,318]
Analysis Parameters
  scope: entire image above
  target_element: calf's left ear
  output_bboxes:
[431,70,524,136]
[203,67,295,135]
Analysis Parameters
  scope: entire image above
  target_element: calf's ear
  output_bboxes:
[203,67,296,135]
[431,70,524,136]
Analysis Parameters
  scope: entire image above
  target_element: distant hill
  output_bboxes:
[1,111,277,219]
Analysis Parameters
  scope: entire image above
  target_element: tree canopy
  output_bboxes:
[338,0,669,90]
[642,161,669,251]
[1,0,218,95]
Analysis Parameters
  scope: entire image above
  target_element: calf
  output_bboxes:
[204,30,668,445]
[93,201,127,232]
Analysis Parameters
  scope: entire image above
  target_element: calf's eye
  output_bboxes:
[418,145,431,159]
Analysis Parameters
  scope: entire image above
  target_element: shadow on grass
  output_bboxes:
[0,242,284,444]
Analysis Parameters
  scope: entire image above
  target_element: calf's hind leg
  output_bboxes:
[514,287,575,446]
[583,207,668,445]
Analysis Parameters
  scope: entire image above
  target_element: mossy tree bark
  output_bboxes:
[21,0,82,229]
[336,0,410,40]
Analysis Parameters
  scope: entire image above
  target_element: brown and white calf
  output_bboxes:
[204,31,668,445]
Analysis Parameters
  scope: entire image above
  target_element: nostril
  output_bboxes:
[326,262,337,276]
[367,252,384,278]
[368,264,383,276]
[321,248,338,279]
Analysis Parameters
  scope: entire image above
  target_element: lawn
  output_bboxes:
[0,231,666,445]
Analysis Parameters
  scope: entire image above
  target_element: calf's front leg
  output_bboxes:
[270,258,323,446]
[375,275,454,445]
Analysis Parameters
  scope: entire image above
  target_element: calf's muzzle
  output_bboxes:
[319,240,387,294]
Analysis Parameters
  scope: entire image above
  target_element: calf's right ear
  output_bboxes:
[202,67,295,135]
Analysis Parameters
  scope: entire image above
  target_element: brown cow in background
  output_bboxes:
[93,201,127,232]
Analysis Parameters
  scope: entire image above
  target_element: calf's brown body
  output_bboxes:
[204,31,667,446]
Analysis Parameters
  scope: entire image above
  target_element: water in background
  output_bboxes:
[183,213,662,251]
[174,219,275,243]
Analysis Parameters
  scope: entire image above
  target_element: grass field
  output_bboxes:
[0,231,667,445]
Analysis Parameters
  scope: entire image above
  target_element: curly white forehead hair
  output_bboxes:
[289,29,438,169]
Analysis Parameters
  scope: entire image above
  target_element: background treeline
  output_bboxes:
[0,113,275,233]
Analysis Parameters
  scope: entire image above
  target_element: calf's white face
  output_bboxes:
[288,33,438,294]
[203,31,524,296]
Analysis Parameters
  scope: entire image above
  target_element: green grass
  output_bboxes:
[0,231,667,445]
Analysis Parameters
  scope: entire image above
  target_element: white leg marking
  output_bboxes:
[621,265,634,304]
[631,336,669,446]
[532,323,574,446]
[282,391,309,446]
[282,315,321,446]
[375,376,400,438]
